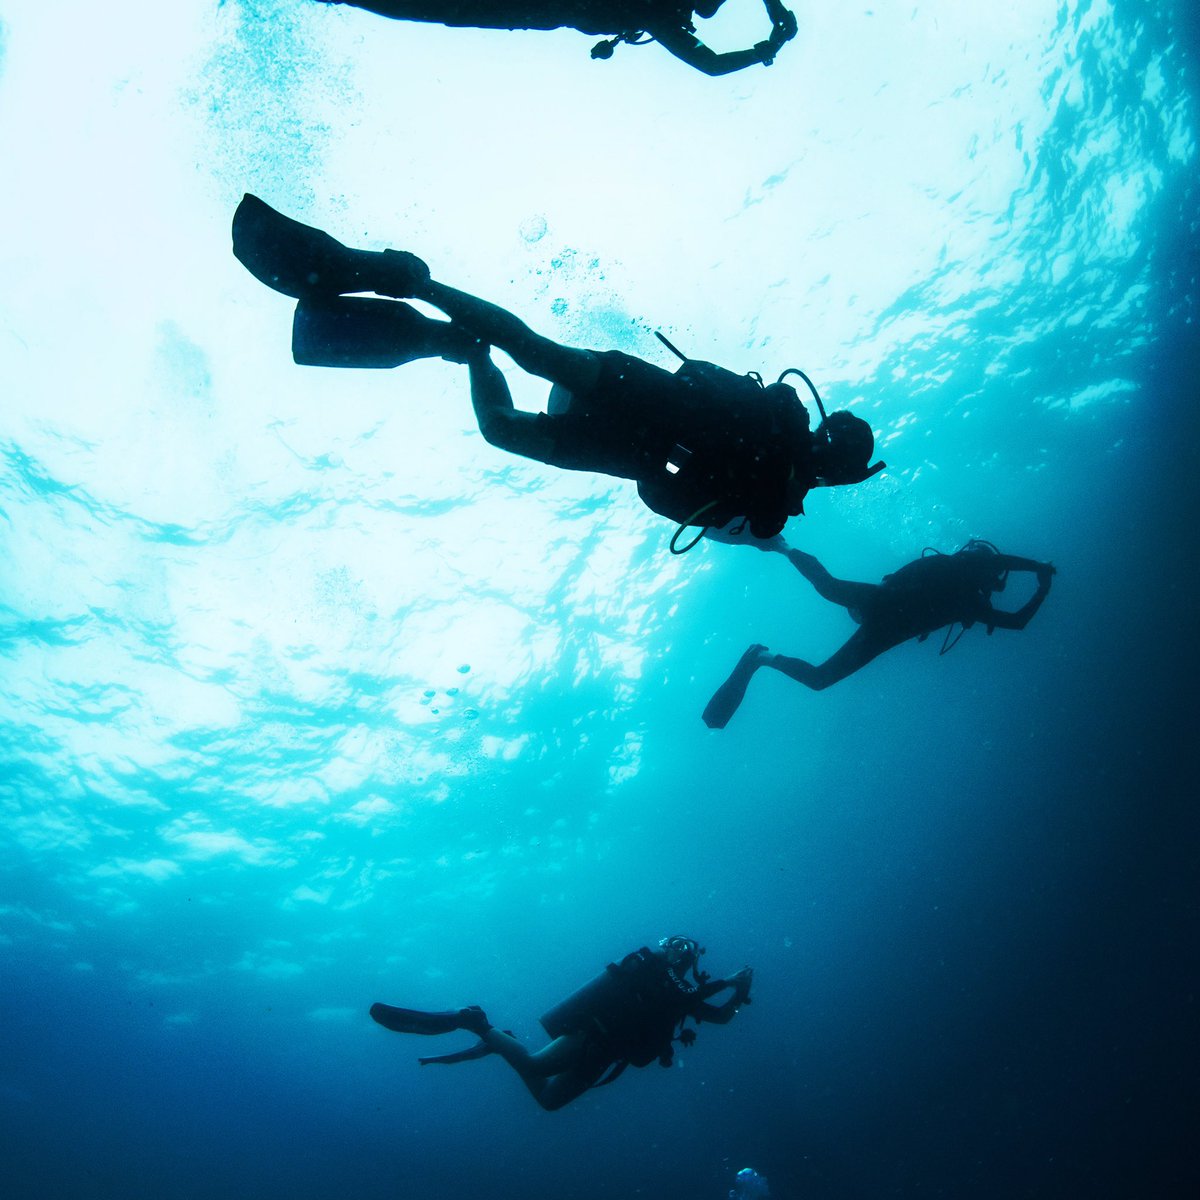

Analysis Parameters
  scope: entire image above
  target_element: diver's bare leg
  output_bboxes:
[465,351,558,463]
[315,1,417,16]
[767,627,896,691]
[533,1065,609,1111]
[786,549,878,611]
[301,226,597,389]
[480,1029,582,1078]
[414,280,601,394]
[480,1030,606,1111]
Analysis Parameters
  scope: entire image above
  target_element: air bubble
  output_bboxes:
[519,215,547,243]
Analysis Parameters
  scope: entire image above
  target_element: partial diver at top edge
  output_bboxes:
[313,0,798,76]
[231,192,885,552]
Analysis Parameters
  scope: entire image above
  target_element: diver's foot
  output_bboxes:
[741,644,771,669]
[374,248,432,299]
[456,1005,493,1036]
[440,330,489,365]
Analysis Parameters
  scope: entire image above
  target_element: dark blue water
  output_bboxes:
[1,1,1197,1197]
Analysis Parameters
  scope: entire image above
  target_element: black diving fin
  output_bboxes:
[700,686,740,730]
[701,646,767,729]
[418,1040,497,1066]
[369,1003,470,1035]
[292,296,457,368]
[232,193,373,300]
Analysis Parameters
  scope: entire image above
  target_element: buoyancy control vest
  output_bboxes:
[878,547,1006,643]
[637,355,812,541]
[540,947,699,1069]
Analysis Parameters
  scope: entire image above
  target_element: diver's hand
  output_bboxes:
[757,2,796,64]
[1037,562,1056,586]
[763,0,797,32]
[729,966,754,1002]
[772,10,798,44]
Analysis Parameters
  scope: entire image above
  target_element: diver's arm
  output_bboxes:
[985,565,1054,631]
[692,968,753,1022]
[651,3,796,77]
[995,554,1052,575]
[762,0,799,43]
[649,26,775,75]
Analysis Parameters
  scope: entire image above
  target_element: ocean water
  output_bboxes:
[1,1,1197,1197]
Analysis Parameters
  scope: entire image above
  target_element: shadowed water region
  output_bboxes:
[1,1,1197,1197]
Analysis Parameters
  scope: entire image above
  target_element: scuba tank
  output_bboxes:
[540,944,706,1071]
[652,333,884,552]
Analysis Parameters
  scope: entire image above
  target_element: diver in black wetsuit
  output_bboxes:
[232,194,885,545]
[314,0,798,76]
[370,936,752,1110]
[703,539,1056,727]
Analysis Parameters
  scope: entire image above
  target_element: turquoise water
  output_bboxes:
[1,1,1197,1196]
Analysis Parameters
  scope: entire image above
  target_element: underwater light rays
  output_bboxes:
[729,0,1196,476]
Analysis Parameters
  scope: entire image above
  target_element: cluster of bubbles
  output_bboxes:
[729,1167,770,1199]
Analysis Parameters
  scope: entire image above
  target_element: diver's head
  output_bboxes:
[659,935,701,973]
[812,411,877,485]
[693,0,725,17]
[749,510,789,540]
[957,538,1007,591]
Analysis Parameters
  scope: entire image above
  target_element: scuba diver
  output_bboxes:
[370,935,753,1110]
[232,193,885,548]
[703,539,1056,727]
[313,0,799,77]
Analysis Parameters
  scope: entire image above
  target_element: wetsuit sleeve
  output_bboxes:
[984,570,1053,631]
[995,554,1050,574]
[690,971,752,1023]
[650,26,778,75]
[691,996,740,1023]
[653,0,797,74]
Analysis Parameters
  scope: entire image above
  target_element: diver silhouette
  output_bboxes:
[703,539,1056,727]
[314,0,798,76]
[232,194,885,547]
[370,936,752,1110]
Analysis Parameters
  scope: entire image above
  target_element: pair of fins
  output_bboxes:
[232,193,449,369]
[369,1002,495,1066]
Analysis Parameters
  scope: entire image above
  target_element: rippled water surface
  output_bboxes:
[1,2,1197,1197]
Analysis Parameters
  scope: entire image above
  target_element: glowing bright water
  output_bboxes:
[1,2,1196,1197]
